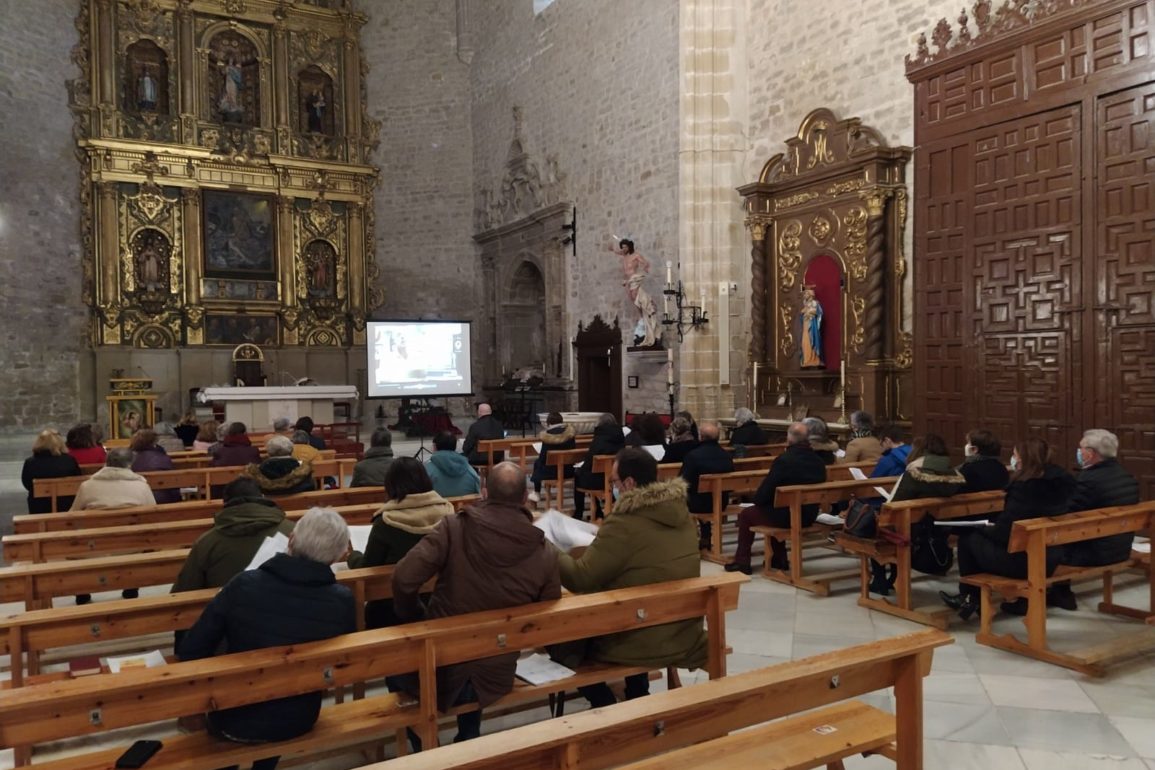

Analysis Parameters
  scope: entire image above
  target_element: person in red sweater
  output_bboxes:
[66,423,107,466]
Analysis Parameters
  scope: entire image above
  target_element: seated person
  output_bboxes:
[889,433,966,501]
[843,411,882,463]
[461,402,505,466]
[131,429,181,504]
[177,508,356,770]
[803,416,840,465]
[529,411,577,504]
[676,409,699,441]
[625,412,667,461]
[555,448,707,707]
[65,423,106,466]
[290,430,322,465]
[679,420,733,551]
[573,413,625,520]
[871,424,911,478]
[192,420,221,453]
[152,422,187,454]
[175,411,201,448]
[173,477,294,592]
[725,422,825,574]
[22,428,81,514]
[348,457,453,628]
[728,407,768,447]
[941,438,1074,619]
[211,422,261,467]
[272,417,294,438]
[294,416,327,450]
[351,428,395,488]
[958,429,1009,492]
[425,431,482,497]
[662,415,699,464]
[1050,429,1140,610]
[71,448,155,511]
[391,462,559,747]
[243,436,315,496]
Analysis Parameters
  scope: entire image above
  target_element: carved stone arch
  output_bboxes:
[739,107,911,425]
[198,21,270,60]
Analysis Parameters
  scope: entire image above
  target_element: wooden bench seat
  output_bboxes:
[0,573,745,767]
[370,628,952,770]
[76,448,338,475]
[962,503,1155,675]
[4,495,479,564]
[834,490,1006,627]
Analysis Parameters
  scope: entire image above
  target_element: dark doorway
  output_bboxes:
[574,315,622,420]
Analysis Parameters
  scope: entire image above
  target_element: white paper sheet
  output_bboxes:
[534,509,597,551]
[532,442,543,454]
[643,445,666,462]
[246,531,290,571]
[1132,540,1151,554]
[835,449,847,459]
[934,520,993,528]
[105,649,166,673]
[348,525,372,554]
[515,653,575,685]
[849,467,868,481]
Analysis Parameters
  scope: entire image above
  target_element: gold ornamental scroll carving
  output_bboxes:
[71,0,380,349]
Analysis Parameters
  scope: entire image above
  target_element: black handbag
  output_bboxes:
[909,517,954,575]
[844,499,879,538]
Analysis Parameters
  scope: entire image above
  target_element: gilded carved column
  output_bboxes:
[744,214,770,363]
[96,181,120,319]
[347,203,365,314]
[176,0,196,144]
[272,17,291,146]
[181,188,202,307]
[94,0,116,133]
[277,195,296,306]
[860,189,892,361]
[341,33,362,155]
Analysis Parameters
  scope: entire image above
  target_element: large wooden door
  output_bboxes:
[1094,84,1155,499]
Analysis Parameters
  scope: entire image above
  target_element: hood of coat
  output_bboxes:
[363,446,394,460]
[610,477,690,527]
[539,424,576,445]
[906,453,966,484]
[246,458,312,490]
[90,466,148,483]
[428,450,476,478]
[222,433,252,447]
[215,497,286,535]
[374,490,454,534]
[260,552,336,587]
[1012,463,1076,504]
[457,499,544,569]
[810,439,840,453]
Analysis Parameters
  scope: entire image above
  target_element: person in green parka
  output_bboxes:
[172,477,295,593]
[555,447,707,708]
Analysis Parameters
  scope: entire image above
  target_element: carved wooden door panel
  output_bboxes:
[970,107,1084,453]
[1094,85,1155,499]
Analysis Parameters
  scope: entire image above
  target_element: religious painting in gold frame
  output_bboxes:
[107,395,156,439]
[202,190,276,280]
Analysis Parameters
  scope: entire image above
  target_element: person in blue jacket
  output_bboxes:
[871,424,912,479]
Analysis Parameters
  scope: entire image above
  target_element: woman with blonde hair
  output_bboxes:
[193,420,220,452]
[22,429,81,513]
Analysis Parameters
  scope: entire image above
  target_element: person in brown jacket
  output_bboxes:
[391,461,560,748]
[843,411,883,464]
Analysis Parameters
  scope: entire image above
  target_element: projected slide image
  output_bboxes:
[367,321,472,398]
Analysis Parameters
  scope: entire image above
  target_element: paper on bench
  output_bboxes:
[934,520,993,528]
[534,509,597,551]
[105,649,166,673]
[849,467,868,481]
[246,531,290,571]
[515,653,576,685]
[1133,540,1151,554]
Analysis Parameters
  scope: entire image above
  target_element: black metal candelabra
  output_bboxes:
[661,280,709,342]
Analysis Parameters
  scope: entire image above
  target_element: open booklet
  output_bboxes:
[515,653,575,685]
[245,531,290,571]
[848,466,897,501]
[534,509,597,551]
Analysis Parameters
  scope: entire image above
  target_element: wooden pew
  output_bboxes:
[542,447,587,509]
[752,476,903,595]
[32,458,357,512]
[836,491,1006,628]
[4,496,479,565]
[478,435,594,469]
[0,564,415,687]
[76,448,339,475]
[695,461,878,564]
[371,628,951,770]
[12,485,389,535]
[963,503,1155,675]
[0,574,745,769]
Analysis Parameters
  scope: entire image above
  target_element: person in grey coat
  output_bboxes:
[351,428,395,487]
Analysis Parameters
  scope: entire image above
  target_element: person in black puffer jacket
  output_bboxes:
[529,413,577,503]
[243,436,316,496]
[177,508,355,769]
[21,429,81,514]
[729,408,768,448]
[957,429,1010,493]
[941,437,1075,620]
[573,413,625,520]
[1046,428,1141,611]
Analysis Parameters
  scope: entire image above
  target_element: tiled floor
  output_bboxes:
[2,431,1154,768]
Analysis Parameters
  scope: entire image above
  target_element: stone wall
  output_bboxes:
[468,0,681,414]
[0,0,87,430]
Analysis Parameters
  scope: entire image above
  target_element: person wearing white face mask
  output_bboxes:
[957,429,1010,493]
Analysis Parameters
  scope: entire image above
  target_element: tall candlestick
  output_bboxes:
[667,348,674,385]
[665,260,672,287]
[840,360,846,392]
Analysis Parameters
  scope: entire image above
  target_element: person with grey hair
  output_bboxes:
[802,416,840,465]
[844,411,882,463]
[178,507,355,769]
[272,416,294,436]
[351,427,395,488]
[1047,429,1141,610]
[290,429,322,465]
[152,421,186,454]
[680,420,733,551]
[242,435,315,496]
[70,448,155,511]
[729,407,768,447]
[662,415,699,464]
[725,421,826,574]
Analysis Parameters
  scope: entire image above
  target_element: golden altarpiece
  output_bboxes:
[69,0,382,351]
[739,109,913,424]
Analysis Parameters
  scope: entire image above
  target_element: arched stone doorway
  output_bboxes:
[502,260,547,372]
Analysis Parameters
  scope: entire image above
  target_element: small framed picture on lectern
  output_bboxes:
[627,375,639,389]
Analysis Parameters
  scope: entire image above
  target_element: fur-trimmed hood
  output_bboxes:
[373,490,454,534]
[611,477,690,527]
[244,458,314,492]
[539,424,577,445]
[810,438,840,453]
[906,453,965,485]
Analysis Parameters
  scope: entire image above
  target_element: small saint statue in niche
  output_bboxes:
[218,55,245,122]
[799,285,824,368]
[306,88,326,133]
[612,238,659,347]
[138,65,158,111]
